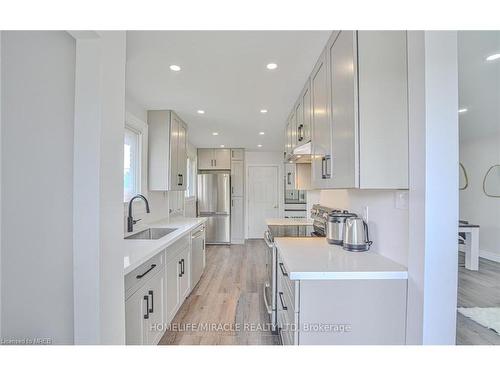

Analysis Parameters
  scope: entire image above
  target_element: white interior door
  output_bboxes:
[247,166,280,238]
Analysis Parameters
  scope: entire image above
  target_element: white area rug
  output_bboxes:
[458,307,500,334]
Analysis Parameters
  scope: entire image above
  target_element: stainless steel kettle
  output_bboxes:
[326,210,357,245]
[342,217,373,252]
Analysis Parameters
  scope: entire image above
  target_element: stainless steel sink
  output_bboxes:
[125,227,177,240]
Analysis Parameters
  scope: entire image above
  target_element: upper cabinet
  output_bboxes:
[290,30,409,190]
[148,110,188,191]
[197,148,231,170]
[310,48,332,189]
[295,80,312,147]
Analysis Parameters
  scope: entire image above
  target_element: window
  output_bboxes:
[185,157,197,197]
[124,127,140,202]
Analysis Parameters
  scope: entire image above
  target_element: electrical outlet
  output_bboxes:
[394,191,409,210]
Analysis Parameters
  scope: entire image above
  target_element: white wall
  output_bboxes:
[406,31,459,345]
[318,189,409,266]
[245,151,284,238]
[458,31,500,262]
[1,31,76,344]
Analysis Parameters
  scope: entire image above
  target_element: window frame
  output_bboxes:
[124,112,148,204]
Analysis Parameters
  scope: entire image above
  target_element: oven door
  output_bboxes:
[263,230,277,331]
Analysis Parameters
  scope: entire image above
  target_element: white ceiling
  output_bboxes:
[126,31,331,151]
[458,31,500,141]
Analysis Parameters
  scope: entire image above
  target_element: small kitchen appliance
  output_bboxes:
[326,210,357,245]
[342,217,373,252]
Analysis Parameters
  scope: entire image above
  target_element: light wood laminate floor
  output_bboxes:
[457,253,500,345]
[159,240,279,345]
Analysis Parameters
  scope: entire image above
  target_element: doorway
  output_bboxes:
[246,165,280,238]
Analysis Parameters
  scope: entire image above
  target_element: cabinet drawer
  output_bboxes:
[277,256,296,310]
[165,234,190,262]
[125,251,164,298]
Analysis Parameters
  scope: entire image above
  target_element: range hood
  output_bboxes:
[288,141,312,163]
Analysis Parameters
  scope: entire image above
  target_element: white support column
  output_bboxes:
[72,31,126,344]
[406,31,459,344]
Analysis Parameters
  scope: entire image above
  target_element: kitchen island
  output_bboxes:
[274,238,408,345]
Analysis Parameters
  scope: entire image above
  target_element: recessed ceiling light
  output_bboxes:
[266,63,278,70]
[259,131,265,135]
[260,109,268,114]
[458,108,468,113]
[197,110,205,114]
[257,144,263,148]
[169,65,181,71]
[212,132,219,136]
[486,53,500,61]
[220,145,225,148]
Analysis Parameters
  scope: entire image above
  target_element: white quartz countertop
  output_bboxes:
[274,238,408,281]
[123,216,206,275]
[265,218,314,226]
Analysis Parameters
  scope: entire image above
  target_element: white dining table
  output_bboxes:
[459,223,480,271]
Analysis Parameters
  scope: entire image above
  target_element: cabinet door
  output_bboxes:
[302,83,312,144]
[230,196,244,244]
[311,49,331,188]
[198,149,214,170]
[357,31,408,189]
[179,246,191,300]
[231,160,244,197]
[165,256,180,323]
[295,99,304,146]
[177,121,187,190]
[125,287,148,345]
[214,149,231,169]
[284,163,296,190]
[231,148,244,161]
[289,111,297,151]
[191,229,206,288]
[144,269,166,345]
[169,113,181,189]
[329,30,358,188]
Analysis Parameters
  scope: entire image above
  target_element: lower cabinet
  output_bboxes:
[125,232,195,345]
[125,266,166,345]
[276,249,407,345]
[165,240,191,323]
[230,197,244,244]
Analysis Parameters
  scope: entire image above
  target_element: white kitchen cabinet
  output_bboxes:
[125,266,166,345]
[197,148,231,170]
[328,30,358,188]
[310,48,332,189]
[357,31,408,189]
[276,248,406,345]
[165,235,192,324]
[230,196,244,244]
[231,148,244,161]
[295,80,312,146]
[197,148,214,170]
[231,160,244,197]
[165,255,180,323]
[148,110,188,191]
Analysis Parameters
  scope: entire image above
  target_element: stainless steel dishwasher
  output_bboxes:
[191,223,206,288]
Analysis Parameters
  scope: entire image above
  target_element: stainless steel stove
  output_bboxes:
[263,204,337,332]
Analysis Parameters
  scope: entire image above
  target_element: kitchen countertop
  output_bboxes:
[123,216,207,275]
[274,238,408,281]
[265,218,314,226]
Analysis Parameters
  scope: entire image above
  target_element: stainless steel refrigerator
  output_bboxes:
[197,171,231,243]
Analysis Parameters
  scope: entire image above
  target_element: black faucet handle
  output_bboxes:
[133,218,142,224]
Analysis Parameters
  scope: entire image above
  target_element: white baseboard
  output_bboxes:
[458,248,500,263]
